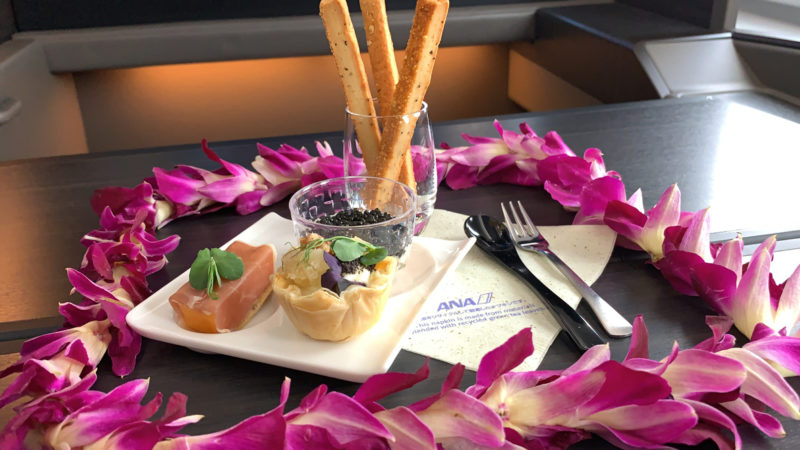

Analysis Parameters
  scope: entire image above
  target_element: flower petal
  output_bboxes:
[197,178,258,204]
[288,391,392,445]
[354,360,430,413]
[678,207,713,261]
[573,176,627,225]
[416,389,505,447]
[693,316,736,352]
[661,349,746,399]
[690,262,738,316]
[640,184,682,260]
[582,400,697,448]
[472,328,533,398]
[624,315,649,361]
[721,397,785,438]
[673,398,740,450]
[561,344,610,376]
[578,361,671,416]
[44,378,154,447]
[375,407,435,450]
[731,236,776,337]
[655,250,706,296]
[603,200,647,251]
[152,167,206,205]
[503,369,606,432]
[718,347,800,420]
[444,164,480,190]
[775,264,800,334]
[450,143,508,166]
[156,411,286,449]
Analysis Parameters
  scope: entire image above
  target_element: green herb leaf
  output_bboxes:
[295,235,388,266]
[211,248,245,280]
[360,247,387,266]
[188,247,245,299]
[189,248,212,291]
[332,239,368,262]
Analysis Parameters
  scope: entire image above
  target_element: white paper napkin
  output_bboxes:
[404,209,617,371]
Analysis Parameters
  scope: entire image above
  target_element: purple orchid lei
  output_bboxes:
[1,122,799,449]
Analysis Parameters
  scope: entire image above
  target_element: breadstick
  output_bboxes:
[359,0,415,189]
[375,0,448,185]
[359,0,398,112]
[320,0,381,173]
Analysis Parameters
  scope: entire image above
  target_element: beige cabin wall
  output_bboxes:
[74,44,523,153]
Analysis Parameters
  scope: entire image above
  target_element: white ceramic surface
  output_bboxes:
[126,212,474,382]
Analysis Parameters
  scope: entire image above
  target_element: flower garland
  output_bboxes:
[1,121,799,449]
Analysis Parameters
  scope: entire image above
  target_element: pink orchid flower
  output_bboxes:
[302,141,365,186]
[621,317,744,448]
[43,379,202,449]
[0,321,110,409]
[355,359,506,448]
[351,361,437,448]
[67,269,142,376]
[692,235,800,339]
[78,242,153,305]
[413,388,506,448]
[572,176,643,226]
[468,328,697,448]
[716,347,800,436]
[83,393,202,450]
[153,140,273,217]
[654,207,716,295]
[627,315,800,445]
[156,378,290,449]
[433,144,458,187]
[461,121,573,164]
[538,148,620,210]
[284,383,393,447]
[82,208,180,277]
[437,121,574,190]
[314,141,361,177]
[0,371,101,448]
[251,142,317,207]
[743,323,800,378]
[161,377,396,449]
[252,141,364,209]
[252,143,313,187]
[91,182,174,229]
[604,184,687,259]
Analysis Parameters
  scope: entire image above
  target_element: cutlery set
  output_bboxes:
[464,201,633,351]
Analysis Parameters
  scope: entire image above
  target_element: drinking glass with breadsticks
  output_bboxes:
[320,0,449,234]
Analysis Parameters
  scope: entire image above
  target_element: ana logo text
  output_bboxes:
[437,292,493,312]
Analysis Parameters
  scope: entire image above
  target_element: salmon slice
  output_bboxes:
[169,241,276,333]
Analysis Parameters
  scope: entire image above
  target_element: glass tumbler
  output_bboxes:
[343,102,437,234]
[289,176,416,260]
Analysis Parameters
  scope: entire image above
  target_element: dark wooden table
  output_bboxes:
[1,92,800,448]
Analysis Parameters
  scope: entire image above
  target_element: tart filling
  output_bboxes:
[273,234,398,341]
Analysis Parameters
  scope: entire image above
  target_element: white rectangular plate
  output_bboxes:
[127,212,475,382]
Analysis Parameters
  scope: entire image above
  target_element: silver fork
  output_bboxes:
[501,201,633,337]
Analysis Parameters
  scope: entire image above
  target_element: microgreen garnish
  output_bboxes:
[189,248,245,299]
[299,236,387,266]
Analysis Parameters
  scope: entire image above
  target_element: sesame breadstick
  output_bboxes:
[359,0,415,189]
[320,0,381,173]
[375,0,448,185]
[359,0,399,112]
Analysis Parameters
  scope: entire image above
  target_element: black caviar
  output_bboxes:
[313,207,410,258]
[340,258,371,275]
[317,208,393,226]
